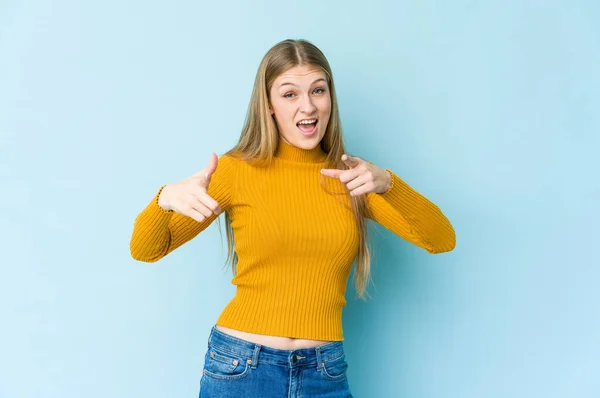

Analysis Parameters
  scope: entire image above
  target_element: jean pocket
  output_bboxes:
[320,353,349,381]
[202,344,251,380]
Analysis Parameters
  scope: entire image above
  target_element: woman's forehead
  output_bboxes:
[275,65,326,85]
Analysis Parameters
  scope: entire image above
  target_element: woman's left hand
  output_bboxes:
[321,154,392,196]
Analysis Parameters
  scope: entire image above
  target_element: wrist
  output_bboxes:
[383,170,393,193]
[157,185,173,212]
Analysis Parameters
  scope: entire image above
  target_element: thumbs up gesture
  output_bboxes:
[157,153,223,222]
[320,154,392,196]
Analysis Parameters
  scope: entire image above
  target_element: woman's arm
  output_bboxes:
[367,169,456,254]
[129,155,237,262]
[321,154,455,253]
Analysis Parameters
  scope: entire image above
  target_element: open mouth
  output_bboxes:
[296,119,318,136]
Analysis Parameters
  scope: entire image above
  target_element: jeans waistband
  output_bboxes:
[207,325,345,368]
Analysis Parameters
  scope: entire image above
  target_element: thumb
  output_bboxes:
[195,153,218,187]
[341,154,360,168]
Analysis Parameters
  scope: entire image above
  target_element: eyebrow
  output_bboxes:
[279,78,327,88]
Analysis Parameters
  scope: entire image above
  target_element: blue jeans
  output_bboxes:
[199,325,353,397]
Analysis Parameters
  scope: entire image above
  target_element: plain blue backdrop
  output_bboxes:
[1,1,598,397]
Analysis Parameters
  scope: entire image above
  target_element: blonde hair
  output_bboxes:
[220,39,372,300]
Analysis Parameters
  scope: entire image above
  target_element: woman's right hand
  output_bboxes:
[157,153,223,222]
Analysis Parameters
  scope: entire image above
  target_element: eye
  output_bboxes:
[313,87,326,94]
[284,92,296,99]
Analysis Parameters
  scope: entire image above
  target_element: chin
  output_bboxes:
[299,136,324,149]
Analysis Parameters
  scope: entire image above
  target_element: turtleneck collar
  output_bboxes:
[274,139,327,163]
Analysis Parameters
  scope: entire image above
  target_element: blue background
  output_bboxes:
[1,1,598,397]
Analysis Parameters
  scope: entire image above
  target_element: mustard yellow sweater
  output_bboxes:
[130,140,455,341]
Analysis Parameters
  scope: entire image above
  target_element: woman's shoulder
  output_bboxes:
[208,152,242,178]
[220,150,249,167]
[221,150,271,169]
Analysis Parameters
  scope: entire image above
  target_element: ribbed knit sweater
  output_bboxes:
[130,140,455,341]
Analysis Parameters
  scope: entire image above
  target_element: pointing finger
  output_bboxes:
[320,168,343,178]
[199,192,222,214]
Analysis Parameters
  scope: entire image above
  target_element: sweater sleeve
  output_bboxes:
[366,169,456,254]
[129,155,237,262]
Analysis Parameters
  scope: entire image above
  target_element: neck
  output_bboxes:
[274,139,327,163]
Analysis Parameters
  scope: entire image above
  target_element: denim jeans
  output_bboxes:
[199,325,353,397]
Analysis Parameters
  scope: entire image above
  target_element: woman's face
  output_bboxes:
[269,65,331,150]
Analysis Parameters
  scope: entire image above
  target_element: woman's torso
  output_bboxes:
[215,325,333,349]
[212,157,356,346]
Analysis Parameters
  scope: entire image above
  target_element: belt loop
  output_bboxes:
[315,345,323,371]
[208,325,215,345]
[250,344,261,369]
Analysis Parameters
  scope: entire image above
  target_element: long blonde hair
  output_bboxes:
[220,39,372,300]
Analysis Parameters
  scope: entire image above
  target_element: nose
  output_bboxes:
[300,94,317,115]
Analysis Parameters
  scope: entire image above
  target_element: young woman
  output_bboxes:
[130,39,455,397]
